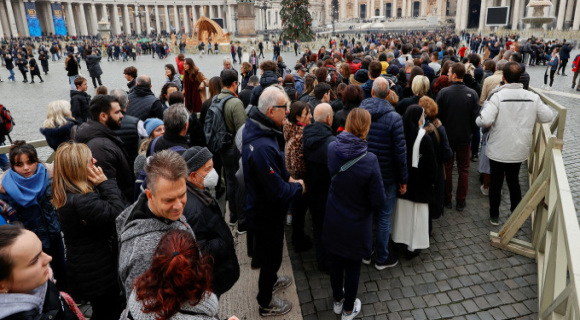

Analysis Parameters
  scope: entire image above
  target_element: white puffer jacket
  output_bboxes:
[476,83,554,163]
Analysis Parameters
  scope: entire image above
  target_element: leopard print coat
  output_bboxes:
[284,120,307,180]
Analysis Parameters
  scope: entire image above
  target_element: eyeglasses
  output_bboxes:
[272,105,287,110]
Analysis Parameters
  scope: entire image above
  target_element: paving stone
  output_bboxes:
[411,309,428,320]
[410,296,427,309]
[488,307,508,320]
[424,307,441,320]
[499,305,519,319]
[462,300,479,314]
[386,300,402,312]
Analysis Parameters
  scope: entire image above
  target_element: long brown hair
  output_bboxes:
[135,230,213,320]
[52,142,94,208]
[184,58,204,83]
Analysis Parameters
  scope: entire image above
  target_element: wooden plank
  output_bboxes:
[499,178,548,245]
[490,232,536,258]
[540,283,573,319]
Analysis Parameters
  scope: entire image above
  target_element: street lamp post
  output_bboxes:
[233,12,238,36]
[134,10,147,36]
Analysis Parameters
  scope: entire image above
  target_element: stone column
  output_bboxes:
[442,0,447,16]
[111,4,120,36]
[134,5,142,35]
[354,0,358,18]
[511,0,521,30]
[77,3,88,36]
[573,0,580,29]
[145,5,151,35]
[89,3,98,35]
[479,0,487,31]
[556,0,567,29]
[123,4,131,35]
[565,0,575,25]
[462,0,469,30]
[392,0,397,17]
[4,0,19,37]
[173,5,179,33]
[455,0,462,30]
[402,0,406,17]
[380,0,384,16]
[47,2,56,35]
[18,0,29,36]
[182,5,189,34]
[100,4,107,22]
[163,5,169,32]
[154,6,161,34]
[421,0,426,16]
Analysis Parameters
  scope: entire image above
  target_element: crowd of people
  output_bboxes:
[0,28,568,320]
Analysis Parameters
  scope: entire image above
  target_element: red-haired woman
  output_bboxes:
[122,230,239,320]
[182,58,207,114]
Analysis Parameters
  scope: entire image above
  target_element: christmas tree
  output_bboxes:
[279,0,315,41]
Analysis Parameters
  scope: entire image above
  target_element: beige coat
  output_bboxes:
[480,70,503,105]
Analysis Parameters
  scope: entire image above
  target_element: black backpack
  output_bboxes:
[204,95,235,153]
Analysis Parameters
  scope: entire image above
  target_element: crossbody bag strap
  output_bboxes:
[331,152,367,181]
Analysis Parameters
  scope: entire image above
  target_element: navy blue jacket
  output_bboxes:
[360,98,408,186]
[323,132,385,260]
[560,44,571,60]
[361,79,374,100]
[242,107,302,230]
[39,118,77,151]
[421,62,435,82]
[249,70,279,106]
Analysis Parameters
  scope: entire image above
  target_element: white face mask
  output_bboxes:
[198,169,219,189]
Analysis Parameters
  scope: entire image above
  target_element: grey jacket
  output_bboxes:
[120,291,218,320]
[116,195,194,297]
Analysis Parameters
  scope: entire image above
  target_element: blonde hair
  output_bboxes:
[386,90,399,107]
[52,142,94,209]
[411,75,430,97]
[138,138,151,155]
[345,108,372,140]
[41,100,72,129]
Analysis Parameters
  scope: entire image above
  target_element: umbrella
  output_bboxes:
[138,38,150,43]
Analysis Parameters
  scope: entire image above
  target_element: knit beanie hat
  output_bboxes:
[387,64,400,76]
[144,118,164,138]
[354,69,369,84]
[182,147,213,173]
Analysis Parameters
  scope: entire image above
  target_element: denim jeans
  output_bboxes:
[69,75,78,90]
[376,183,397,264]
[7,69,15,81]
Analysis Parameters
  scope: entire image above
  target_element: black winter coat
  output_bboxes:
[2,281,80,320]
[57,180,127,300]
[249,70,278,106]
[85,54,102,78]
[303,122,336,215]
[70,90,91,124]
[126,85,164,121]
[75,120,135,201]
[28,58,41,76]
[114,113,140,167]
[146,131,189,156]
[239,85,254,108]
[435,82,480,145]
[183,183,239,295]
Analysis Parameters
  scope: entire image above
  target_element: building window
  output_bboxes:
[375,9,380,16]
[386,3,392,17]
[413,1,420,17]
[397,8,402,17]
[360,4,366,19]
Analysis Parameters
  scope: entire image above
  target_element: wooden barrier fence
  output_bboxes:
[489,87,580,319]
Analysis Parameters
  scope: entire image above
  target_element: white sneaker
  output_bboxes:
[341,298,361,320]
[333,299,344,314]
[480,185,489,196]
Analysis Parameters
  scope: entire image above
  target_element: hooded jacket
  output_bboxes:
[303,122,336,215]
[242,107,302,230]
[123,291,218,320]
[323,132,385,260]
[116,194,194,297]
[360,98,408,186]
[249,70,278,106]
[70,90,91,124]
[85,54,102,78]
[126,85,164,121]
[75,120,135,201]
[293,73,305,95]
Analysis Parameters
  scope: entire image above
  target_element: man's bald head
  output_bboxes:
[314,103,333,123]
[136,75,152,87]
[372,77,389,99]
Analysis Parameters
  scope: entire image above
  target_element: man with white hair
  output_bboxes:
[242,87,305,316]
